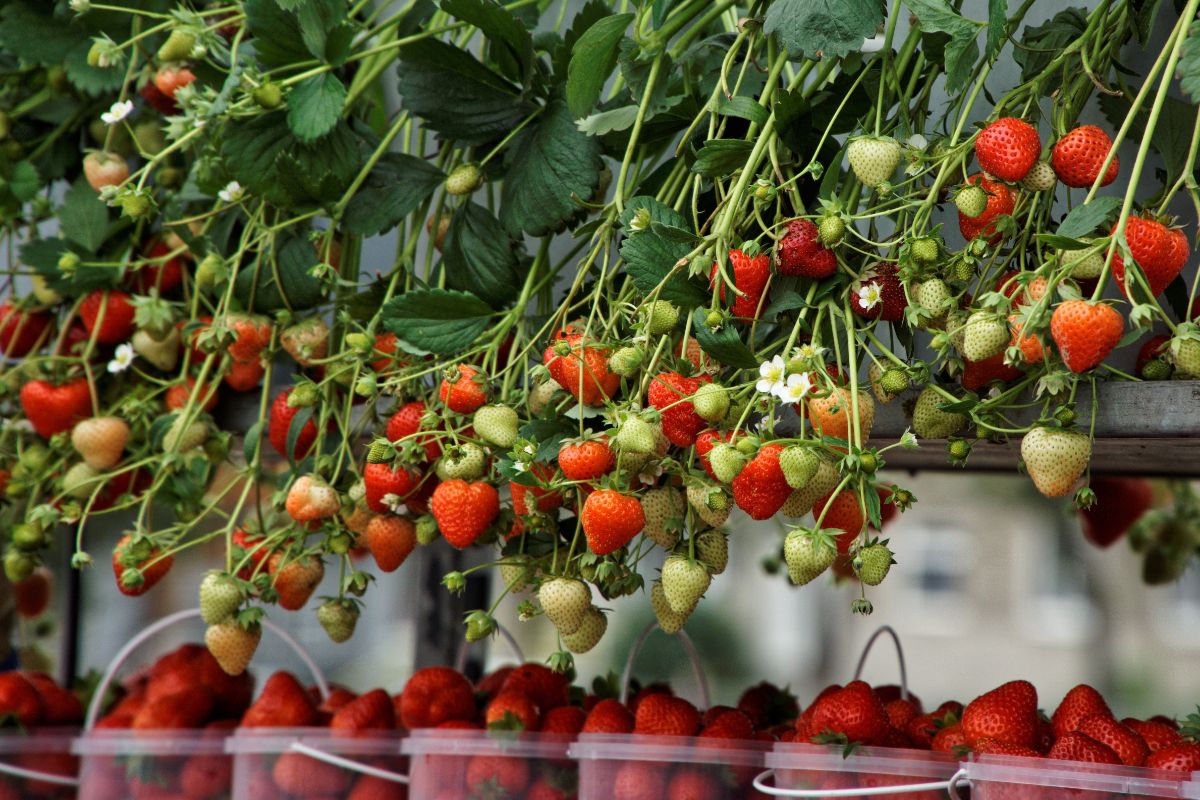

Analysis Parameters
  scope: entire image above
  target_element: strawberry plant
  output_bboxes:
[0,0,1198,674]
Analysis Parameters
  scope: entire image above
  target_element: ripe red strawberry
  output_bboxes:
[884,697,922,732]
[0,303,52,356]
[731,444,791,520]
[1078,477,1153,548]
[439,364,488,414]
[386,400,441,462]
[1052,126,1119,188]
[813,489,865,551]
[501,663,570,711]
[223,357,265,392]
[851,263,907,322]
[543,331,619,406]
[274,750,351,796]
[1078,714,1149,766]
[908,701,963,749]
[332,688,395,731]
[485,691,540,730]
[777,219,837,278]
[366,515,416,572]
[1145,742,1200,772]
[806,680,889,745]
[130,238,187,294]
[962,352,1023,391]
[1122,718,1181,753]
[634,693,700,737]
[540,705,586,734]
[958,175,1015,243]
[973,738,1040,757]
[648,371,711,446]
[80,289,136,344]
[399,667,476,729]
[430,479,500,548]
[931,722,969,753]
[20,377,92,438]
[363,461,422,514]
[711,248,770,318]
[510,462,563,514]
[1048,731,1122,764]
[267,389,320,460]
[180,754,232,799]
[13,569,51,619]
[581,489,645,555]
[1112,216,1185,298]
[166,377,218,413]
[583,699,635,733]
[1050,300,1124,372]
[558,437,614,481]
[961,680,1039,749]
[667,768,721,800]
[738,682,800,729]
[241,671,319,727]
[614,762,667,800]
[268,552,324,610]
[0,673,43,726]
[975,118,1041,181]
[1051,684,1112,739]
[112,534,173,596]
[1136,334,1172,378]
[466,754,530,796]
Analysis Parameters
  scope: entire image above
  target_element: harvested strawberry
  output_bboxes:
[331,689,395,731]
[961,680,1039,749]
[1048,731,1122,764]
[583,699,635,734]
[1078,713,1149,766]
[398,667,477,729]
[805,680,889,745]
[633,693,700,737]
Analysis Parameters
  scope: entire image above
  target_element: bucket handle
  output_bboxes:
[288,741,408,785]
[852,625,908,702]
[453,621,524,673]
[947,766,969,800]
[0,760,80,787]
[752,766,968,797]
[84,608,331,730]
[619,620,710,709]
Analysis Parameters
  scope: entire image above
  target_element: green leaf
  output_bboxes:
[9,162,39,202]
[906,0,983,93]
[691,309,759,369]
[553,0,614,81]
[717,96,769,128]
[763,0,884,61]
[295,0,347,61]
[500,99,601,237]
[285,406,315,465]
[441,0,535,84]
[1098,94,1197,181]
[1179,19,1200,103]
[691,139,753,177]
[1057,197,1122,239]
[244,0,312,67]
[342,153,445,237]
[620,230,708,309]
[0,2,83,66]
[576,105,639,136]
[396,38,535,144]
[566,13,633,118]
[234,235,327,312]
[382,288,495,353]
[59,179,109,253]
[1134,0,1164,45]
[1036,233,1092,251]
[1013,8,1086,86]
[618,196,687,232]
[443,202,521,307]
[986,0,1007,62]
[64,40,124,96]
[286,74,346,142]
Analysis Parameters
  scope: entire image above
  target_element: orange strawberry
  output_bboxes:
[112,534,173,596]
[268,552,325,610]
[223,357,265,391]
[558,437,615,481]
[430,479,500,548]
[543,331,619,406]
[365,514,416,572]
[284,475,340,523]
[581,489,645,555]
[804,386,874,442]
[1049,300,1123,372]
[166,377,219,413]
[223,313,272,362]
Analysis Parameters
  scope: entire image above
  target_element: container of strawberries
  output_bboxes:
[0,671,84,799]
[957,754,1200,800]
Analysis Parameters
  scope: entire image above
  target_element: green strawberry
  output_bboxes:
[62,463,100,499]
[132,328,180,371]
[473,405,519,448]
[695,530,729,575]
[708,443,745,483]
[538,577,591,635]
[693,384,729,422]
[1171,337,1200,378]
[779,446,819,490]
[252,82,283,109]
[781,458,840,517]
[164,415,209,452]
[854,543,894,586]
[910,237,940,265]
[1020,160,1057,192]
[616,416,656,454]
[686,483,730,527]
[1141,358,1172,381]
[644,300,680,335]
[500,554,533,593]
[608,346,644,377]
[955,184,988,218]
[961,312,1009,361]
[783,528,838,585]
[916,279,952,327]
[651,581,689,634]
[199,572,241,624]
[435,443,487,480]
[561,606,607,654]
[415,514,439,545]
[911,387,966,439]
[1020,426,1091,498]
[157,29,196,62]
[661,554,710,615]
[445,163,483,196]
[641,486,684,549]
[818,214,846,247]
[1060,245,1103,280]
[317,600,359,643]
[847,135,901,189]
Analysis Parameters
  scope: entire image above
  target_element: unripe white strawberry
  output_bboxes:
[779,446,819,490]
[538,577,590,635]
[62,463,101,499]
[692,383,729,422]
[163,415,209,452]
[854,543,894,586]
[847,136,901,189]
[1171,337,1200,378]
[695,530,728,575]
[707,443,745,483]
[205,619,261,676]
[916,279,952,328]
[1060,245,1104,280]
[955,184,988,218]
[561,605,606,654]
[961,312,1009,361]
[651,581,689,634]
[474,404,519,448]
[435,443,487,480]
[445,163,483,195]
[1020,160,1057,192]
[784,528,837,585]
[132,328,180,371]
[199,571,241,625]
[643,300,679,335]
[616,415,656,454]
[781,458,839,517]
[660,554,710,615]
[686,483,730,527]
[641,487,684,549]
[71,416,129,470]
[1021,426,1091,497]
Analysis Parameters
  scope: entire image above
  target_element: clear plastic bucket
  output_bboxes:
[0,728,79,799]
[955,753,1200,800]
[228,728,407,800]
[758,742,963,798]
[403,729,574,799]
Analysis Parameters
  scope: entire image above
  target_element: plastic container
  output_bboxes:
[0,728,79,799]
[953,754,1200,800]
[73,608,329,800]
[756,743,962,798]
[572,733,773,799]
[404,729,573,799]
[228,728,407,800]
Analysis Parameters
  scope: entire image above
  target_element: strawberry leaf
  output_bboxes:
[59,179,110,253]
[691,309,759,369]
[906,0,984,94]
[763,0,884,61]
[381,288,495,354]
[1179,19,1200,102]
[985,0,1008,63]
[342,153,445,237]
[691,140,754,178]
[566,13,634,118]
[1056,197,1121,239]
[442,0,535,86]
[286,74,347,143]
[443,202,522,306]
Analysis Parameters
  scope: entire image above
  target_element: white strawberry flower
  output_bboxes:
[101,100,133,125]
[218,181,244,203]
[382,493,407,514]
[756,355,787,395]
[856,281,883,310]
[905,134,928,150]
[107,342,135,373]
[638,462,664,486]
[513,460,530,474]
[775,372,814,403]
[792,343,826,362]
